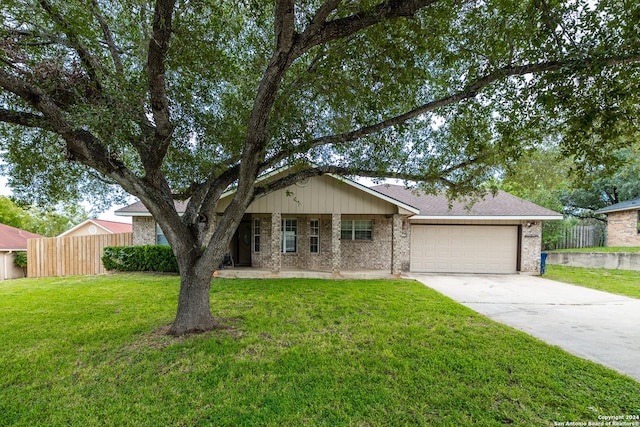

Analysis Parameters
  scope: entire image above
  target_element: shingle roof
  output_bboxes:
[0,223,44,251]
[90,219,132,234]
[594,197,640,215]
[115,200,188,216]
[371,185,562,218]
[114,183,562,219]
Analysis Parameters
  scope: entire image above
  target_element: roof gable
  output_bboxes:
[58,219,133,237]
[371,185,563,219]
[0,223,44,251]
[116,173,419,217]
[595,197,640,215]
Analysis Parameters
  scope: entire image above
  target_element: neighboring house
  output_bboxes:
[57,219,132,238]
[115,171,562,275]
[595,197,640,247]
[0,222,44,280]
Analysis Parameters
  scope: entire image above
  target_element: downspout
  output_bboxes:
[2,251,10,281]
[5,250,14,280]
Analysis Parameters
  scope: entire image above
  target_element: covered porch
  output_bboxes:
[226,212,408,275]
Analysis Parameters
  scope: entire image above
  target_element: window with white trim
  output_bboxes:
[253,218,261,252]
[281,218,297,253]
[310,219,319,253]
[341,220,373,241]
[156,223,169,245]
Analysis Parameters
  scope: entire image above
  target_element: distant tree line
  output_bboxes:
[0,196,88,237]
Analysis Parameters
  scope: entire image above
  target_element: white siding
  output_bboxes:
[218,175,398,214]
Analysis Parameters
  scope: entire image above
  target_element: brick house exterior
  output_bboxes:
[116,172,561,275]
[596,198,640,247]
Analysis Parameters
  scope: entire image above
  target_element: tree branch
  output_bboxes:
[252,163,481,199]
[0,108,51,130]
[305,0,342,37]
[275,0,296,53]
[38,0,104,92]
[0,68,144,195]
[297,0,440,55]
[143,0,176,187]
[90,0,124,74]
[259,53,640,172]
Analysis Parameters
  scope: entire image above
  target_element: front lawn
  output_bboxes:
[1,275,638,426]
[544,265,640,299]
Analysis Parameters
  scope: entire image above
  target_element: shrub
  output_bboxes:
[13,251,27,269]
[102,245,179,273]
[13,251,28,277]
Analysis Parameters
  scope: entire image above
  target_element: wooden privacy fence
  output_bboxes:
[554,225,605,250]
[27,232,132,278]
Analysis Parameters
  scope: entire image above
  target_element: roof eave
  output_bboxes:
[409,215,564,221]
[595,206,640,215]
[115,211,151,217]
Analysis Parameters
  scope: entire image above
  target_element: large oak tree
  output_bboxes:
[1,0,639,335]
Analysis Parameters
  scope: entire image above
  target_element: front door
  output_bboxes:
[235,221,252,266]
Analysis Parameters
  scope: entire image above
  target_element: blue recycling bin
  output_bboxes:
[540,252,548,275]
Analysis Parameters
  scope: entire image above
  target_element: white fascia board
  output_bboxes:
[327,174,420,214]
[409,215,564,221]
[115,211,184,217]
[114,211,151,217]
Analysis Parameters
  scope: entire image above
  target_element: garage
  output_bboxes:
[410,225,519,273]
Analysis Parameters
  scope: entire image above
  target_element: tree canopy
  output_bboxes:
[560,147,640,219]
[1,0,639,334]
[0,195,88,236]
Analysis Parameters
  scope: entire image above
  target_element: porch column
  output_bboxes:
[392,214,403,275]
[271,212,281,273]
[331,213,341,274]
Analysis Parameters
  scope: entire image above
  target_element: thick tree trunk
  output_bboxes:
[168,262,217,336]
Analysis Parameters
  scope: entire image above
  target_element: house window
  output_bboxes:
[637,211,640,234]
[253,218,261,252]
[156,223,168,245]
[281,218,297,253]
[341,220,373,241]
[310,219,319,253]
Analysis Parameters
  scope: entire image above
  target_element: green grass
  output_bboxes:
[549,246,640,253]
[1,274,638,426]
[544,265,640,299]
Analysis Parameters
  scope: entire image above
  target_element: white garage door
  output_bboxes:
[410,225,518,273]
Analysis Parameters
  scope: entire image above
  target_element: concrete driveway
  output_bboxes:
[408,273,640,382]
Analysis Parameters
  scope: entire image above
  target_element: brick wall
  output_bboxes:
[132,217,156,245]
[340,215,392,270]
[520,221,542,273]
[280,215,333,271]
[249,214,396,272]
[606,210,640,246]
